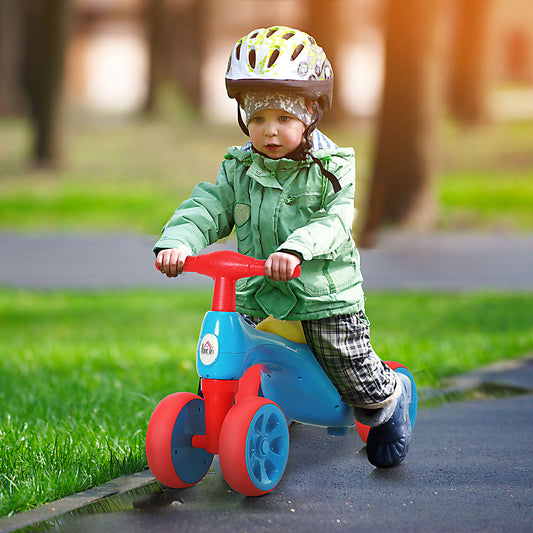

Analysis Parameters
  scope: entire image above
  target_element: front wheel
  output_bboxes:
[219,397,289,496]
[355,362,418,444]
[146,392,214,488]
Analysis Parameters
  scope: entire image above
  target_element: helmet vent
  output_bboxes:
[248,49,256,69]
[226,27,334,111]
[291,44,304,61]
[268,49,280,68]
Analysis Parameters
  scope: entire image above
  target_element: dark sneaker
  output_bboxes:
[366,373,412,468]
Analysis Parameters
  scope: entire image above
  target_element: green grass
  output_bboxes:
[439,169,533,230]
[1,288,533,517]
[0,288,207,518]
[1,113,532,233]
[437,119,533,231]
[0,112,237,234]
[365,291,533,387]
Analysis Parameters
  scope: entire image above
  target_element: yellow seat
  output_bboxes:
[255,315,307,344]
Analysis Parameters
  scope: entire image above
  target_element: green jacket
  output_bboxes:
[154,137,364,320]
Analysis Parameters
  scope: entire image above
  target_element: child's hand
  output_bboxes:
[265,251,302,282]
[156,248,189,277]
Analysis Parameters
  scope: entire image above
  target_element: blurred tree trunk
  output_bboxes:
[303,0,348,123]
[0,0,25,114]
[360,0,447,247]
[144,0,206,113]
[144,0,166,113]
[448,0,494,125]
[144,0,181,113]
[23,0,71,167]
[173,0,206,109]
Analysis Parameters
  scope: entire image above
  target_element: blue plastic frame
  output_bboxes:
[196,311,355,431]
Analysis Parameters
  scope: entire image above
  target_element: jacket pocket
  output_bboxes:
[254,279,297,319]
[299,260,359,296]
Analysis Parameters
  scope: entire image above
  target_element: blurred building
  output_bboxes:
[66,0,147,112]
[63,0,533,118]
[64,0,385,117]
[491,0,533,82]
[488,0,533,119]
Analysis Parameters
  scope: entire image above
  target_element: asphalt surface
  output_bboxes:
[1,230,532,532]
[2,230,533,291]
[3,383,533,533]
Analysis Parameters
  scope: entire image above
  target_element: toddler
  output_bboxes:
[155,26,413,468]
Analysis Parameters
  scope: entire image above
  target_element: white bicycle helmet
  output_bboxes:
[226,26,334,110]
[226,26,341,191]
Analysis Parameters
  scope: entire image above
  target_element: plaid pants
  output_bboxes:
[249,311,398,408]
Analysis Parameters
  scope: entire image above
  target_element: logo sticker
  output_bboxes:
[199,334,218,366]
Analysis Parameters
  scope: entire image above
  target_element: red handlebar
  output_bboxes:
[183,251,266,279]
[161,250,300,312]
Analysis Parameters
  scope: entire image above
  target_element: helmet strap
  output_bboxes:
[237,102,250,136]
[283,102,342,193]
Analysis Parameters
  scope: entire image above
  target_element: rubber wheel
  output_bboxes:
[219,397,289,496]
[146,392,213,488]
[355,361,418,444]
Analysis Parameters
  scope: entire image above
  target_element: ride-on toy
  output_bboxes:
[146,251,417,496]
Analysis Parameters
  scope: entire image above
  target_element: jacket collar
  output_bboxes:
[227,143,306,168]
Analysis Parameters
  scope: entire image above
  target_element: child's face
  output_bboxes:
[248,108,306,159]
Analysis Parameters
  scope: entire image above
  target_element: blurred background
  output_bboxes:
[1,2,533,518]
[1,0,532,244]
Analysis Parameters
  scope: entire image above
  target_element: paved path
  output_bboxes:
[3,379,533,532]
[1,231,533,290]
[1,230,532,532]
